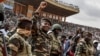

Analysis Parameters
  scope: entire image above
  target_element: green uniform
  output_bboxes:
[8,33,32,56]
[0,43,3,56]
[0,34,3,56]
[48,32,61,56]
[75,41,95,56]
[30,30,51,56]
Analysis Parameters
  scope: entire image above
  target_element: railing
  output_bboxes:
[48,0,79,11]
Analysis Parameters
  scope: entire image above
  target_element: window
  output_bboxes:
[55,15,58,20]
[53,15,56,19]
[49,14,52,18]
[43,13,46,17]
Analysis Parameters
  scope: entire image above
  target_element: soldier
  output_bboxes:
[28,1,52,56]
[8,18,32,56]
[48,24,62,56]
[0,47,3,56]
[0,35,3,56]
[75,32,95,56]
[31,18,52,56]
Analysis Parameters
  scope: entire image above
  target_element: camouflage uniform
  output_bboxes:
[31,30,51,56]
[28,11,51,56]
[8,33,32,56]
[75,41,95,56]
[0,49,3,56]
[48,31,61,56]
[0,47,3,56]
[0,38,3,56]
[0,31,9,56]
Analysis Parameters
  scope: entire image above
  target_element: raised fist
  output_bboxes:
[35,1,47,13]
[39,1,47,9]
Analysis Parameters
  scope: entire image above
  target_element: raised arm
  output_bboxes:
[35,1,47,13]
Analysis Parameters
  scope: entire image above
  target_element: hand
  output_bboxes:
[39,1,47,9]
[35,1,47,13]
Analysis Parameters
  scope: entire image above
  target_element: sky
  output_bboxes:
[61,0,100,29]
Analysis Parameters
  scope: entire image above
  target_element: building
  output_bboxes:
[3,0,14,9]
[13,0,79,22]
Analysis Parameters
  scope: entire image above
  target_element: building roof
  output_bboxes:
[15,0,79,17]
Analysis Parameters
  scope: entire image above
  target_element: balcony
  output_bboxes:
[14,0,79,17]
[46,0,79,13]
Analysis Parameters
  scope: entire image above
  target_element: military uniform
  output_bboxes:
[75,41,95,56]
[0,41,3,56]
[28,11,51,56]
[8,33,32,56]
[48,31,61,56]
[0,32,3,56]
[30,30,51,56]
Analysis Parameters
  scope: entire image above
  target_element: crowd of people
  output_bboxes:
[0,1,100,56]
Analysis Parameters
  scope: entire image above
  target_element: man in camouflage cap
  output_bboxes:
[28,1,52,56]
[31,18,52,56]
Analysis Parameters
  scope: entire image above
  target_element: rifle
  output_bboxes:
[0,32,8,56]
